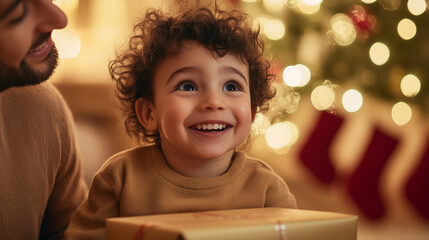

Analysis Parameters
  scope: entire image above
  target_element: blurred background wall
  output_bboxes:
[50,0,429,239]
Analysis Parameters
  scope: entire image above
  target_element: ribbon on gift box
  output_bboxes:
[133,223,156,240]
[133,212,287,240]
[193,212,287,240]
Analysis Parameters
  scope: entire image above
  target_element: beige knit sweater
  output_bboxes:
[64,145,297,240]
[0,83,87,240]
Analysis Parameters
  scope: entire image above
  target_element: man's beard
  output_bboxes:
[0,45,59,92]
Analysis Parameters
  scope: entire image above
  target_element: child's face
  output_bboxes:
[147,41,254,161]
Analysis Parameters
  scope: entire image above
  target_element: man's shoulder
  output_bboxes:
[0,82,67,113]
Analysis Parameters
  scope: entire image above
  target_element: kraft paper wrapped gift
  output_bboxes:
[107,208,358,240]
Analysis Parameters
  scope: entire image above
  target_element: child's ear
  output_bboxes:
[251,106,257,122]
[135,98,158,131]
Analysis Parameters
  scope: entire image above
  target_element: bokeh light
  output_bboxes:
[311,84,335,110]
[283,64,311,87]
[298,1,321,14]
[391,102,412,126]
[283,65,302,87]
[263,0,285,14]
[265,121,300,149]
[397,18,417,40]
[330,13,357,46]
[369,42,390,65]
[400,74,421,97]
[342,89,363,112]
[407,0,427,16]
[253,17,268,31]
[263,19,286,40]
[296,64,311,87]
[52,30,81,59]
[252,113,271,136]
[302,0,323,5]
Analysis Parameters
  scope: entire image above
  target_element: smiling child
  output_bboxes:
[64,4,296,240]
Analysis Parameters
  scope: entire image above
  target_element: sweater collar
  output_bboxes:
[150,145,247,190]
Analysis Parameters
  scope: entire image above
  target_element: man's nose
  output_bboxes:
[36,1,68,33]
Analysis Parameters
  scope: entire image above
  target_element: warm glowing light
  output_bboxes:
[298,1,321,14]
[342,89,363,112]
[265,121,299,149]
[253,17,268,31]
[407,0,427,16]
[263,19,286,40]
[392,102,412,126]
[330,14,356,46]
[283,66,302,87]
[242,0,258,2]
[296,64,311,87]
[311,85,335,110]
[282,64,311,87]
[401,74,421,97]
[62,0,79,12]
[252,113,271,135]
[397,18,417,40]
[52,30,81,59]
[302,0,323,5]
[263,0,285,14]
[369,42,390,65]
[361,0,377,3]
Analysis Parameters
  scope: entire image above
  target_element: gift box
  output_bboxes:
[107,208,357,240]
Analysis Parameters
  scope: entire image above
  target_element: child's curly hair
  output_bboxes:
[109,5,276,144]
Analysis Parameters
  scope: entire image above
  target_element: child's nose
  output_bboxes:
[200,91,225,111]
[36,1,68,33]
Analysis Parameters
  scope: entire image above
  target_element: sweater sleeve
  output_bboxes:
[264,176,297,209]
[35,84,88,240]
[64,161,122,240]
[248,157,297,209]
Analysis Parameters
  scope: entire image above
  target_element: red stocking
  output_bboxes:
[404,138,429,220]
[347,128,398,219]
[299,111,344,183]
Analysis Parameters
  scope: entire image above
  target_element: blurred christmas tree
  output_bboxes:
[236,0,429,122]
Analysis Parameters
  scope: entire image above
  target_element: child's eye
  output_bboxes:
[175,81,197,91]
[223,81,243,92]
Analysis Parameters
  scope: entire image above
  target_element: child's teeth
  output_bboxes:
[195,123,227,131]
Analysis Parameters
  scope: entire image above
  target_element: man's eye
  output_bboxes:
[176,81,197,91]
[9,4,28,25]
[223,81,242,91]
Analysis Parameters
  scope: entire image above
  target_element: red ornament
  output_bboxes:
[347,5,378,41]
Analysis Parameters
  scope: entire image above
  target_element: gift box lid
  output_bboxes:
[107,208,358,240]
